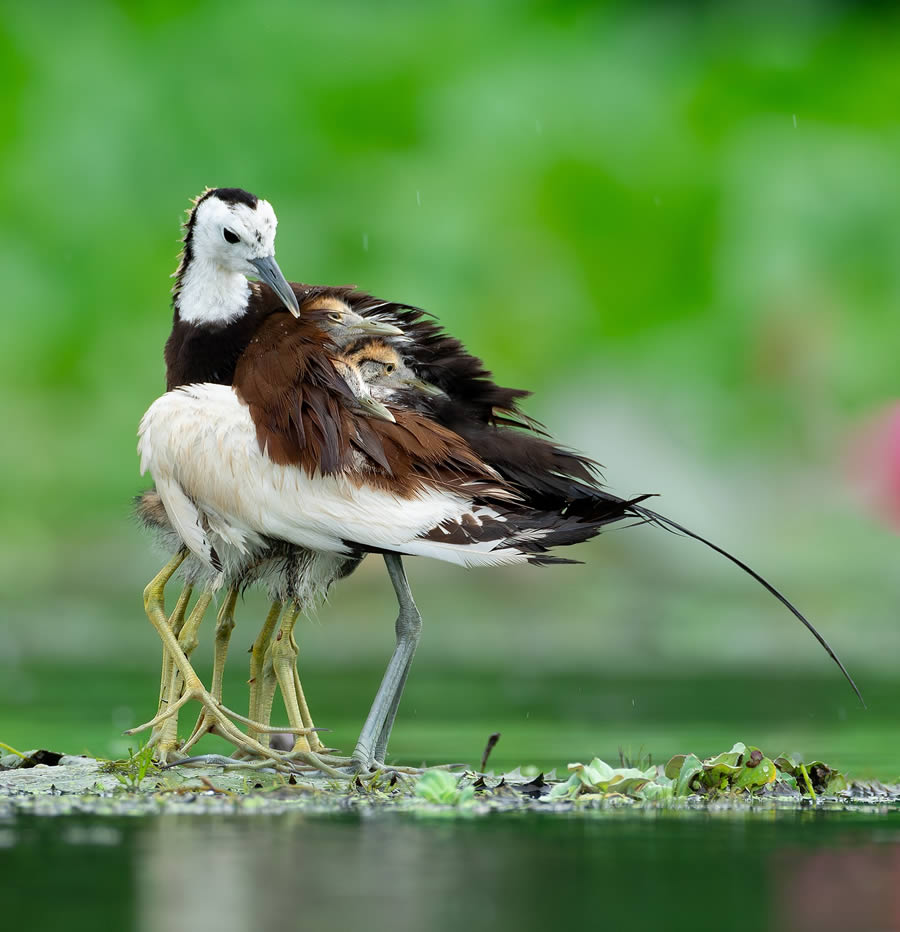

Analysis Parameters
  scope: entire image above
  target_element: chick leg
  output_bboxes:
[210,588,238,705]
[267,601,313,754]
[129,586,322,768]
[149,583,193,763]
[180,589,238,750]
[292,666,331,754]
[157,584,193,709]
[144,589,212,757]
[249,601,330,754]
[131,557,328,769]
[247,601,282,747]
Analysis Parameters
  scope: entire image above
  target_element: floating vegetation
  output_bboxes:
[414,770,475,806]
[1,743,897,818]
[546,743,851,803]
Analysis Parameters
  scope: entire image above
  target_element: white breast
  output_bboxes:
[138,384,528,570]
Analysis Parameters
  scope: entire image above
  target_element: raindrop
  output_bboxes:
[416,190,421,207]
[362,233,369,252]
[792,114,798,129]
[535,118,543,135]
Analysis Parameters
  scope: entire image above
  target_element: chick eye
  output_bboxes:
[328,313,342,322]
[384,363,395,374]
[223,229,240,244]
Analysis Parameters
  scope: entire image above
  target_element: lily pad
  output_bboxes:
[672,754,704,796]
[549,759,662,801]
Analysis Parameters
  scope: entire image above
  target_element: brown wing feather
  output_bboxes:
[233,309,512,500]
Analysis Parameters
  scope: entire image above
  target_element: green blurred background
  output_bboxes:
[2,0,899,775]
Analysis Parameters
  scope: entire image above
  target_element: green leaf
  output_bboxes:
[414,770,468,804]
[664,754,688,780]
[773,753,803,776]
[674,754,704,796]
[638,777,675,801]
[556,760,667,799]
[733,756,777,790]
[548,774,582,800]
[703,743,746,780]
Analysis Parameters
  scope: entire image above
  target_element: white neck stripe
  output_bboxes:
[177,256,251,326]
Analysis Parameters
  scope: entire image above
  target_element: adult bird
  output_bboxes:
[136,339,453,770]
[133,330,437,767]
[133,296,405,767]
[137,187,861,774]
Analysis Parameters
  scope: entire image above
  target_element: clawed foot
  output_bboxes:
[125,677,343,776]
[154,746,462,784]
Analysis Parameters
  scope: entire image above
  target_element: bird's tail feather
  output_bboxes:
[630,502,864,707]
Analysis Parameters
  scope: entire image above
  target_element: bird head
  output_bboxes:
[305,296,404,346]
[185,187,299,315]
[341,340,445,400]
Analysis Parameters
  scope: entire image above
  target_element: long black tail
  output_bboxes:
[631,503,864,707]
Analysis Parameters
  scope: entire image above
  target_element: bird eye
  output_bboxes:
[385,363,395,374]
[223,229,240,244]
[328,313,342,322]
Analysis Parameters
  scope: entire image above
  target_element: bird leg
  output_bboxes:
[170,591,303,758]
[210,588,238,704]
[266,601,313,754]
[130,589,324,771]
[149,583,193,763]
[180,588,238,751]
[251,601,333,756]
[141,589,212,756]
[351,554,422,770]
[134,550,189,759]
[247,600,282,747]
[131,555,334,773]
[157,584,192,709]
[252,600,338,770]
[292,667,331,754]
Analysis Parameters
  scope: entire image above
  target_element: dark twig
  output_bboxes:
[480,732,501,772]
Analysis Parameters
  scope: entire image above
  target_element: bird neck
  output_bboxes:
[174,253,252,327]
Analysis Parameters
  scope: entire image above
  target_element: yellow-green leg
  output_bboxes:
[181,588,238,751]
[131,554,339,774]
[146,589,213,759]
[150,583,193,762]
[248,601,282,746]
[153,589,317,763]
[252,601,334,757]
[292,667,329,754]
[157,584,192,708]
[268,601,313,754]
[211,588,238,703]
[129,577,325,768]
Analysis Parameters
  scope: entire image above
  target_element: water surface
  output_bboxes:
[5,809,900,931]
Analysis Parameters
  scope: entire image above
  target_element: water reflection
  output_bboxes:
[5,810,900,931]
[776,841,900,931]
[137,815,517,931]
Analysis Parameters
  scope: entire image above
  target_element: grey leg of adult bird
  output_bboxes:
[372,655,413,765]
[352,553,422,769]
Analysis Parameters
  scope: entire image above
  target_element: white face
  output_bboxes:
[190,195,279,274]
